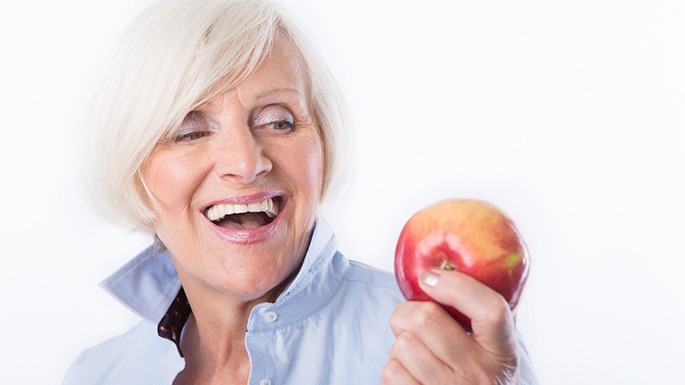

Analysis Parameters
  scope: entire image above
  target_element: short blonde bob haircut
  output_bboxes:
[85,0,349,233]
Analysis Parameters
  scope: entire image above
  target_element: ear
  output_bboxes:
[153,233,167,252]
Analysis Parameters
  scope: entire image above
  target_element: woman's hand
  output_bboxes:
[382,269,519,385]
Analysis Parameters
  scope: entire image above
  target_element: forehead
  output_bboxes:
[201,34,309,111]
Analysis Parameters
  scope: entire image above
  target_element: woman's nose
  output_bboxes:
[214,126,272,184]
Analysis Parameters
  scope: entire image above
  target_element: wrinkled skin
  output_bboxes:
[382,269,519,385]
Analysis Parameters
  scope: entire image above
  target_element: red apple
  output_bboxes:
[394,198,530,331]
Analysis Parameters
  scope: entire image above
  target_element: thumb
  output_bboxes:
[419,269,517,356]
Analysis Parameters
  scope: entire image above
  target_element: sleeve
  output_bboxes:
[61,321,184,385]
[62,350,98,385]
[517,331,541,385]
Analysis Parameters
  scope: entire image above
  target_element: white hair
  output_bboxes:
[84,0,349,232]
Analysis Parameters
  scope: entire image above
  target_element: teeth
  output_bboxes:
[205,198,279,222]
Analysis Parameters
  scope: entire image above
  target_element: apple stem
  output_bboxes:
[440,260,455,271]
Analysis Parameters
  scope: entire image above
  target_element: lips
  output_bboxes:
[204,196,282,231]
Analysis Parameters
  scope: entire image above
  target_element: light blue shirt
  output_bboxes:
[63,218,538,384]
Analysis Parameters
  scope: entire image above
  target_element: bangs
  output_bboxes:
[152,2,282,143]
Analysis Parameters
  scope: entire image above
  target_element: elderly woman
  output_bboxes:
[64,0,538,384]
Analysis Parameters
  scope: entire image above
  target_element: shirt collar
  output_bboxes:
[100,216,344,330]
[100,243,181,325]
[244,216,349,331]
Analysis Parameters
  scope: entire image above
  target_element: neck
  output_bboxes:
[174,264,301,379]
[175,285,256,384]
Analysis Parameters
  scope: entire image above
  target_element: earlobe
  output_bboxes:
[319,169,327,200]
[153,233,167,252]
[134,169,165,235]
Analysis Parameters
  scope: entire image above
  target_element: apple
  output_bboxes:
[394,198,530,331]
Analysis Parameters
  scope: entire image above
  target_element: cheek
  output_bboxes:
[296,137,325,197]
[143,151,207,213]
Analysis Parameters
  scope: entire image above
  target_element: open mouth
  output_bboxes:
[204,197,282,230]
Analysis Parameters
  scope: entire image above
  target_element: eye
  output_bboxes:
[272,119,294,131]
[174,112,213,142]
[176,131,207,142]
[253,105,296,133]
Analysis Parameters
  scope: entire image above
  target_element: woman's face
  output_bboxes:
[142,36,324,302]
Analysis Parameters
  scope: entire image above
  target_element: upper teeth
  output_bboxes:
[205,198,279,222]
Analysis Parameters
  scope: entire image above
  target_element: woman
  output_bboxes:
[64,0,538,384]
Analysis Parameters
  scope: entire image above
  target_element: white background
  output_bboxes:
[1,0,684,384]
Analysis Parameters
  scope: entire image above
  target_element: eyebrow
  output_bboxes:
[255,88,306,100]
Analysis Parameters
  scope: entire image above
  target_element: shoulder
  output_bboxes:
[62,321,181,385]
[335,258,405,311]
[346,260,402,293]
[516,330,541,384]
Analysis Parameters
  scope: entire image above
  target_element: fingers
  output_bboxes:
[389,330,456,384]
[418,269,517,357]
[384,269,520,384]
[386,301,510,384]
[389,301,474,367]
[381,359,419,385]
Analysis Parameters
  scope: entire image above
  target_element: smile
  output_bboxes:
[204,197,282,230]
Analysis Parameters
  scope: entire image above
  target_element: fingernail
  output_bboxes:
[421,271,440,287]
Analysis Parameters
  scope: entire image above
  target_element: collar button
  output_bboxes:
[263,311,278,323]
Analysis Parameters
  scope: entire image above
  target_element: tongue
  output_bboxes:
[217,212,269,230]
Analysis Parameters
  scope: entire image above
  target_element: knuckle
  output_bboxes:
[388,301,413,329]
[389,301,446,334]
[388,306,404,329]
[413,301,444,327]
[394,331,419,352]
[482,294,511,325]
[380,360,402,384]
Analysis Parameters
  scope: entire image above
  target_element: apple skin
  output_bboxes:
[394,198,530,331]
